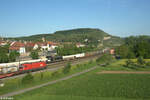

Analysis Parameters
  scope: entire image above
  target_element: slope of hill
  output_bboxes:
[6,28,124,47]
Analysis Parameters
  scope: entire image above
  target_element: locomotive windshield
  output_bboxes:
[19,65,24,69]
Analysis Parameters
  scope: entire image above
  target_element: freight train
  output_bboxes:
[46,53,85,63]
[0,53,86,79]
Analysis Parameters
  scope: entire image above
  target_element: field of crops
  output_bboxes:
[14,66,150,100]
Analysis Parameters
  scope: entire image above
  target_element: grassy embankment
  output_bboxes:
[14,59,150,100]
[1,54,150,100]
[0,60,97,95]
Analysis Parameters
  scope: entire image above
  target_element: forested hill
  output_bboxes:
[6,28,123,46]
[55,28,107,35]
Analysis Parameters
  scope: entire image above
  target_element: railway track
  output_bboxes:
[47,55,98,68]
[46,53,100,66]
[0,53,101,80]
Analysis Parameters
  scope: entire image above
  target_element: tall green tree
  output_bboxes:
[9,51,20,62]
[0,45,9,54]
[0,45,9,63]
[30,51,39,59]
[63,62,71,74]
[135,41,150,58]
[0,52,9,63]
[56,44,94,56]
[21,73,34,84]
[115,44,135,59]
[137,56,145,65]
[116,36,150,59]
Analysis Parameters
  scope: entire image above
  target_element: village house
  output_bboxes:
[0,41,7,46]
[76,43,85,48]
[47,41,58,51]
[104,36,111,40]
[25,42,39,52]
[36,42,47,51]
[110,48,115,55]
[63,42,73,45]
[9,41,59,55]
[40,42,58,51]
[9,42,26,54]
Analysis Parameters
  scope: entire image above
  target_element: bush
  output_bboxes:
[51,71,59,76]
[137,56,145,65]
[96,54,115,64]
[21,73,34,84]
[124,59,136,69]
[125,59,134,67]
[88,60,93,64]
[63,62,71,74]
[30,51,39,59]
[146,62,150,67]
[124,59,145,69]
[40,72,44,80]
[76,64,80,67]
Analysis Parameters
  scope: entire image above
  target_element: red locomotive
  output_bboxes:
[0,61,47,79]
[19,61,47,73]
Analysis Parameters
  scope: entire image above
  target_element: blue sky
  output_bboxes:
[0,0,150,37]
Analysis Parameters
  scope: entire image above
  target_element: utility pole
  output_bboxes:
[18,56,21,70]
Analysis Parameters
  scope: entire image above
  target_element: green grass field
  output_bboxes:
[2,59,150,100]
[14,66,150,100]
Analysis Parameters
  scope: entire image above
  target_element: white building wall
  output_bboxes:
[19,47,26,54]
[33,44,39,50]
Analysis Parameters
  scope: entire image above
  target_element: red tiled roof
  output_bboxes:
[76,43,85,46]
[9,42,25,50]
[0,42,4,44]
[36,42,47,46]
[47,41,58,46]
[11,42,25,47]
[26,42,36,47]
[76,43,81,45]
[9,46,20,50]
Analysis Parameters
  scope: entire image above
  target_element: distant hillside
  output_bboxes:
[6,28,124,47]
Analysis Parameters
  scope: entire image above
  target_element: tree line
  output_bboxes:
[115,36,150,59]
[56,44,94,56]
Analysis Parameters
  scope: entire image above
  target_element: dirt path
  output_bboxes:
[97,71,150,74]
[0,66,98,97]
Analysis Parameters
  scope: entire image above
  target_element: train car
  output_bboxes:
[0,66,18,79]
[85,52,96,57]
[0,73,16,79]
[46,56,62,63]
[85,50,103,57]
[62,53,85,60]
[0,66,18,74]
[19,61,47,73]
[0,61,47,79]
[75,53,85,58]
[46,53,85,63]
[62,55,76,60]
